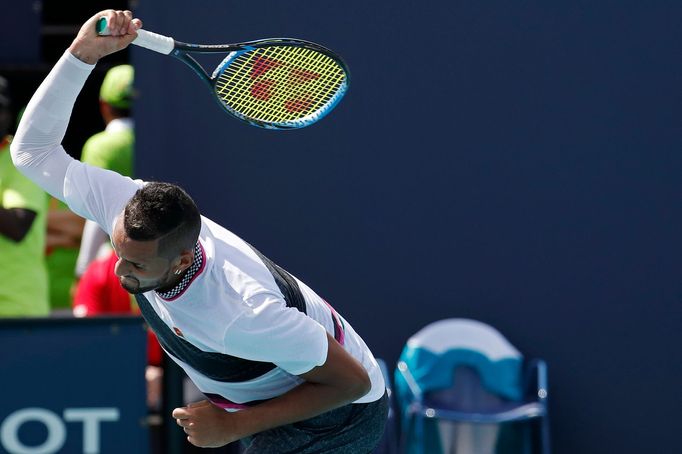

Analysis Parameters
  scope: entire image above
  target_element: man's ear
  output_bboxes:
[177,247,195,269]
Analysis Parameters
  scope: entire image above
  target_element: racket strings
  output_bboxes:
[222,47,336,101]
[214,46,346,125]
[219,48,340,120]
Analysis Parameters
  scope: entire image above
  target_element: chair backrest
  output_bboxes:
[407,319,521,361]
[426,365,512,413]
[396,319,524,410]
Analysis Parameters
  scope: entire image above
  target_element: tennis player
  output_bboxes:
[12,10,388,453]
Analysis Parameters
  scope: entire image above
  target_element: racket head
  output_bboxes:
[209,39,349,129]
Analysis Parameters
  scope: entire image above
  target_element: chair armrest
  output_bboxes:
[525,358,549,403]
[397,360,424,401]
[429,402,546,424]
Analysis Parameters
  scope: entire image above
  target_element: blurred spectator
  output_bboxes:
[75,64,135,280]
[46,197,85,312]
[0,75,49,316]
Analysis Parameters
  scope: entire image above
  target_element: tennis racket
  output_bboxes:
[96,18,349,129]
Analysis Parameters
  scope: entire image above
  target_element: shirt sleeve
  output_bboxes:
[223,292,329,376]
[10,51,94,201]
[64,161,143,236]
[9,50,142,234]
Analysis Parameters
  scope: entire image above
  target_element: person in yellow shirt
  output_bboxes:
[0,75,49,316]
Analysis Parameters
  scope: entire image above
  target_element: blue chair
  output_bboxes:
[394,319,550,454]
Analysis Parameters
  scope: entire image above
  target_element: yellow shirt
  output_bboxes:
[0,136,49,316]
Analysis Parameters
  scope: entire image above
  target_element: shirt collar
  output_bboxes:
[105,118,134,133]
[156,242,204,300]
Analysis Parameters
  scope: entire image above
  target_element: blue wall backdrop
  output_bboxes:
[130,2,681,453]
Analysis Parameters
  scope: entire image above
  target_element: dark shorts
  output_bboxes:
[241,391,389,454]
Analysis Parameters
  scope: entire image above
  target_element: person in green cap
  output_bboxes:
[83,64,135,177]
[74,64,136,280]
[0,75,49,317]
[45,64,136,313]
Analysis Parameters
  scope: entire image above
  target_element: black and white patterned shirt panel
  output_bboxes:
[156,242,203,300]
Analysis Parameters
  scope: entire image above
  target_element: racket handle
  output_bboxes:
[96,17,175,55]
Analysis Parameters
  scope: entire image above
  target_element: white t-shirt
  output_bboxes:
[63,161,385,406]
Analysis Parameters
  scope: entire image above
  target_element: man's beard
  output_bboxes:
[119,276,160,294]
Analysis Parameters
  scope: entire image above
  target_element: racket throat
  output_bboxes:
[172,52,214,91]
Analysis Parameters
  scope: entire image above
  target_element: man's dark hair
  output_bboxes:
[124,182,201,258]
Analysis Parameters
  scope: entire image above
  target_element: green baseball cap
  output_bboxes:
[99,65,135,108]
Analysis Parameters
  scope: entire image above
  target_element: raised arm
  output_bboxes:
[10,10,141,201]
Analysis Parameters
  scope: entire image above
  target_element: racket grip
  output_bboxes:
[131,29,175,55]
[96,17,175,55]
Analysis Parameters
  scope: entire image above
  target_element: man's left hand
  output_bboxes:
[172,400,238,448]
